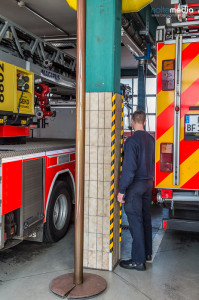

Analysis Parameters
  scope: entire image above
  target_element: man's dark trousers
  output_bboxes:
[124,179,153,264]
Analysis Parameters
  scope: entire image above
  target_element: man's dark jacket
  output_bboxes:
[119,130,155,194]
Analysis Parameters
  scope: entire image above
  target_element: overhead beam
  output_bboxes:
[138,5,158,40]
[121,68,155,77]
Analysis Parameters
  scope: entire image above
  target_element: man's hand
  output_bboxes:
[117,193,125,203]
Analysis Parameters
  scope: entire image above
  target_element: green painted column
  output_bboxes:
[84,0,122,270]
[86,0,122,93]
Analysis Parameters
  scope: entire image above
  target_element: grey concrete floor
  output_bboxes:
[1,206,199,300]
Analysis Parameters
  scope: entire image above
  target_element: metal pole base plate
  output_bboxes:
[50,273,107,299]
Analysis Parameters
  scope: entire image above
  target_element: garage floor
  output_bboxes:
[0,206,199,300]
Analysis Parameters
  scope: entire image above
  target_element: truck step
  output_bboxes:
[163,218,199,232]
[0,238,23,251]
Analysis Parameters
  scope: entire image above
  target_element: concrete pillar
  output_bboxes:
[84,0,122,271]
[138,60,146,111]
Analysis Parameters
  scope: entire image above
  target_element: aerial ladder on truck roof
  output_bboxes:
[0,14,76,139]
[0,14,76,85]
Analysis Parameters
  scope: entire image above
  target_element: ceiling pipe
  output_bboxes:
[121,28,156,75]
[130,12,155,46]
[16,0,69,36]
[122,16,156,67]
[122,16,145,50]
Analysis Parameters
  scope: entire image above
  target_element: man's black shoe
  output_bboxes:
[146,255,152,261]
[119,259,146,271]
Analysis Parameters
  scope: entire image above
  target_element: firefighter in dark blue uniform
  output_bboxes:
[117,110,155,271]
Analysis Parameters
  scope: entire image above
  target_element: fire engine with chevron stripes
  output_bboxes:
[155,5,199,232]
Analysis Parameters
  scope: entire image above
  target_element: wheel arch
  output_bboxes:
[45,169,75,221]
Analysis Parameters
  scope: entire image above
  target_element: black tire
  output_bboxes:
[44,181,72,242]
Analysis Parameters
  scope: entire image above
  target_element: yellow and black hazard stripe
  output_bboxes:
[110,94,116,253]
[119,100,124,243]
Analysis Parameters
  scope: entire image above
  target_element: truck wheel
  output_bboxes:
[44,181,72,242]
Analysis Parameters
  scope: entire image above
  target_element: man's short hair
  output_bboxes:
[132,110,146,125]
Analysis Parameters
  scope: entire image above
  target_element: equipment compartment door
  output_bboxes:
[2,160,22,215]
[156,41,199,190]
[22,158,43,229]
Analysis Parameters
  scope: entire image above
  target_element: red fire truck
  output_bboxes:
[155,9,199,231]
[0,15,76,250]
[1,140,76,250]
